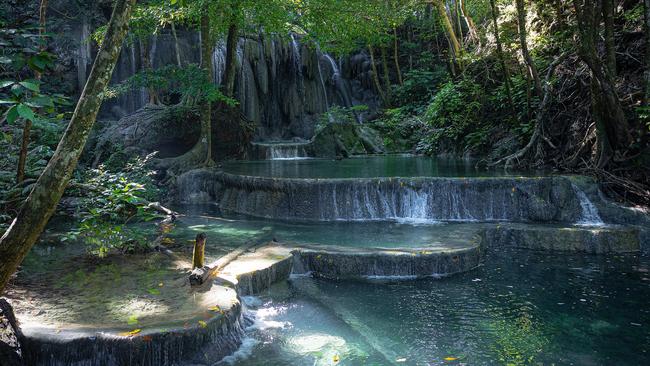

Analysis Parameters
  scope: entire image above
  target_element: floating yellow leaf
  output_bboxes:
[198,320,208,328]
[208,305,222,313]
[158,282,164,287]
[119,329,141,337]
[444,356,458,361]
[333,354,340,363]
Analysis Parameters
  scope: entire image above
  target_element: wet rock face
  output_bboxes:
[481,225,641,254]
[87,105,200,166]
[0,299,24,366]
[93,31,377,141]
[177,171,590,224]
[291,247,481,279]
[309,123,385,158]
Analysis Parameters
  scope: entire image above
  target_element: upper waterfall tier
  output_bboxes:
[95,31,377,140]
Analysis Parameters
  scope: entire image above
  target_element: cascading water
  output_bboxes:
[268,143,309,160]
[571,183,605,226]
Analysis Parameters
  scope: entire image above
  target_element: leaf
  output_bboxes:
[6,105,18,124]
[198,320,207,328]
[147,288,160,295]
[0,56,11,64]
[444,356,458,361]
[127,315,139,325]
[0,99,17,105]
[25,95,53,108]
[19,80,40,92]
[17,104,35,121]
[333,354,340,363]
[208,305,222,313]
[0,80,13,88]
[119,328,141,337]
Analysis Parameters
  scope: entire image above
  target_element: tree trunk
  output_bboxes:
[380,46,392,105]
[224,22,239,97]
[489,0,513,107]
[644,0,650,104]
[573,0,631,157]
[460,0,478,44]
[199,13,214,165]
[393,27,403,85]
[15,121,31,184]
[170,21,182,67]
[17,0,49,184]
[139,37,159,104]
[368,45,389,106]
[602,0,616,77]
[516,0,543,98]
[0,0,135,294]
[434,0,462,69]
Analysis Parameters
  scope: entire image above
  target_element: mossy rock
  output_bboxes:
[309,123,385,158]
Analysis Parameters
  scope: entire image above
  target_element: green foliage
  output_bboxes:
[422,78,484,153]
[393,67,449,114]
[371,107,427,153]
[103,64,236,107]
[66,155,162,256]
[0,28,71,132]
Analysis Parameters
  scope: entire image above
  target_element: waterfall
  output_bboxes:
[324,54,360,122]
[571,183,605,226]
[77,18,91,93]
[290,34,304,97]
[269,144,308,160]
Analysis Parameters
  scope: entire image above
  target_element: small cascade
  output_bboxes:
[315,47,333,123]
[251,142,310,160]
[572,183,605,226]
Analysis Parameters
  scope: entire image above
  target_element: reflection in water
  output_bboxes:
[221,155,541,179]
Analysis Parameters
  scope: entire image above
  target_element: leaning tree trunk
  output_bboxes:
[459,0,478,44]
[489,0,513,107]
[602,0,616,77]
[223,21,239,97]
[170,21,182,67]
[434,0,462,69]
[516,0,543,98]
[0,0,136,294]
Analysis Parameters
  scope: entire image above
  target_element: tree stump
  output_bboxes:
[192,233,206,269]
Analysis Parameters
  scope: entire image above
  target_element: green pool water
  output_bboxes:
[170,206,480,256]
[220,154,540,179]
[226,250,650,366]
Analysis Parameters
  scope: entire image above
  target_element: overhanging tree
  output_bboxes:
[0,0,137,294]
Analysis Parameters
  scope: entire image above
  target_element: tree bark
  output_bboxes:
[0,0,136,294]
[573,0,631,158]
[516,0,543,98]
[602,0,616,77]
[368,44,389,106]
[224,21,239,97]
[192,233,206,268]
[489,0,513,107]
[393,27,403,85]
[199,14,214,165]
